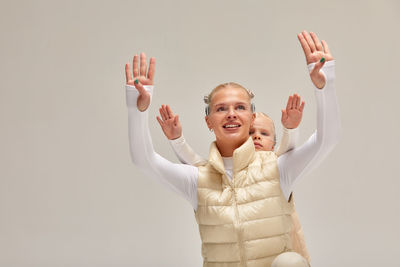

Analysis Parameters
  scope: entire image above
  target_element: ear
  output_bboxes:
[250,113,256,126]
[205,115,212,131]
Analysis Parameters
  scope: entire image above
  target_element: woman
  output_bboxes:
[125,31,340,266]
[156,99,311,263]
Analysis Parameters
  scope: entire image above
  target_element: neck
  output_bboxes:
[215,136,248,157]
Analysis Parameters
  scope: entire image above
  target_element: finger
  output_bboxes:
[302,30,316,53]
[174,115,179,125]
[299,101,305,112]
[166,105,174,118]
[293,94,299,109]
[140,52,147,77]
[156,116,164,126]
[160,105,168,121]
[295,94,301,109]
[125,63,132,83]
[310,32,323,52]
[162,105,170,121]
[290,95,296,109]
[297,33,311,59]
[148,57,156,82]
[286,95,292,110]
[321,40,331,56]
[133,55,139,77]
[158,108,164,121]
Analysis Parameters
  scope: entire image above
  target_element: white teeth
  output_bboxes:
[224,124,240,128]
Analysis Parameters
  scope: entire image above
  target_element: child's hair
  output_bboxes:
[254,112,276,146]
[204,82,255,115]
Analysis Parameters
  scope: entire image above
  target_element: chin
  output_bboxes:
[229,133,249,144]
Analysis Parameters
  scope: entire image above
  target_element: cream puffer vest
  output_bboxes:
[195,137,297,267]
[290,195,311,263]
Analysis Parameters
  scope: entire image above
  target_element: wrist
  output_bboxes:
[169,135,182,140]
[283,126,299,132]
[169,134,185,145]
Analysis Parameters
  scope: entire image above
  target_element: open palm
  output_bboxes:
[297,31,334,89]
[125,52,155,111]
[281,93,305,129]
[156,105,182,140]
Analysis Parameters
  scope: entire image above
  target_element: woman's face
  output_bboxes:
[205,86,254,147]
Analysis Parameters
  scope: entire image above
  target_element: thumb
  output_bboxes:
[134,79,147,95]
[310,58,326,77]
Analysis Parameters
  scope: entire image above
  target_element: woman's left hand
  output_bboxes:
[297,31,334,89]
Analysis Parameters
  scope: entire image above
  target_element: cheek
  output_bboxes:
[208,114,223,128]
[242,113,253,129]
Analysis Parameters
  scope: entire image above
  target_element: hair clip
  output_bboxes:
[203,95,210,104]
[247,90,255,99]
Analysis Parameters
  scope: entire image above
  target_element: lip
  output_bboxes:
[222,122,241,131]
[254,142,263,148]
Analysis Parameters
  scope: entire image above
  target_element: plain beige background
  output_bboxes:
[1,0,399,266]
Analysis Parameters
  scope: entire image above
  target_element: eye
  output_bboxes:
[261,132,269,136]
[249,130,254,135]
[236,105,246,110]
[216,106,226,112]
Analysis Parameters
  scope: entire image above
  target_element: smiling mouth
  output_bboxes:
[223,124,241,129]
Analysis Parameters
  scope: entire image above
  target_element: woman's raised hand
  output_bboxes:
[297,31,334,89]
[125,53,156,111]
[156,105,182,140]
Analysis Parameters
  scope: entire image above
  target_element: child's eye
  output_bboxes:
[236,105,246,110]
[249,130,254,135]
[216,107,226,112]
[262,132,269,136]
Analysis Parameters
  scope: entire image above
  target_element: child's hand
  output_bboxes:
[281,93,305,129]
[156,105,182,140]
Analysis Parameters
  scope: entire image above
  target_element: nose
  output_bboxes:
[227,107,237,119]
[253,134,261,140]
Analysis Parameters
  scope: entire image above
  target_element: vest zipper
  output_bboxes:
[231,184,248,266]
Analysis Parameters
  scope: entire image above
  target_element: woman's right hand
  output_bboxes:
[125,53,155,111]
[297,31,334,89]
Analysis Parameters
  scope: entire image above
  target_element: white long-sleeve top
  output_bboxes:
[126,60,340,211]
[168,127,299,190]
[169,127,299,167]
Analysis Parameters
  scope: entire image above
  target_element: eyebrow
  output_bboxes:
[213,102,249,107]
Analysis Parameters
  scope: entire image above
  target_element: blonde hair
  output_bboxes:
[204,82,255,115]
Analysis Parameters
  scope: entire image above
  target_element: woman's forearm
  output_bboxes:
[126,85,198,209]
[278,60,341,199]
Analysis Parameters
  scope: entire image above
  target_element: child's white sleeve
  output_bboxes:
[275,127,300,157]
[169,135,208,166]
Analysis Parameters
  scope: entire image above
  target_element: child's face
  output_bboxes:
[249,115,275,151]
